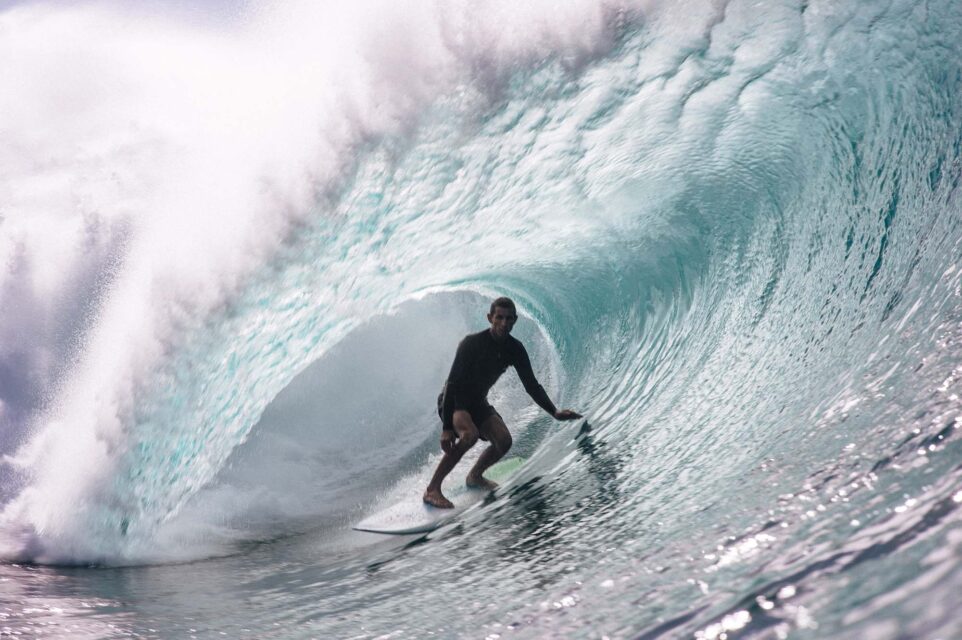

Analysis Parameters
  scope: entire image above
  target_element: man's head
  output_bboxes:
[487,297,518,341]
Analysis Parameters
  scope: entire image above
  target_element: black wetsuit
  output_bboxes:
[437,329,556,435]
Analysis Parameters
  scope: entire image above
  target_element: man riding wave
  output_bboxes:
[423,297,581,508]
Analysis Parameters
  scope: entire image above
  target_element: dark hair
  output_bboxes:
[489,296,517,316]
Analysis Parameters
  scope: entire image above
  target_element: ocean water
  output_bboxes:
[2,0,962,637]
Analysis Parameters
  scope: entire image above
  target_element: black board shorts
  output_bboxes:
[437,392,500,440]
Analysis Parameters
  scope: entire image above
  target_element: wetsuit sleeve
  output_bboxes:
[514,342,558,417]
[441,337,474,431]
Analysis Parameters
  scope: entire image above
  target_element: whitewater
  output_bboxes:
[2,0,962,637]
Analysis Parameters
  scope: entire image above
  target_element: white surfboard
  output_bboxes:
[353,457,525,535]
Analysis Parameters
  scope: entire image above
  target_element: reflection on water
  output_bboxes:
[0,563,131,638]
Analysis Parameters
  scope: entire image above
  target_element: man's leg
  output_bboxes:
[466,414,512,490]
[423,411,479,508]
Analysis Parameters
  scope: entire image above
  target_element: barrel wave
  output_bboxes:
[2,0,962,637]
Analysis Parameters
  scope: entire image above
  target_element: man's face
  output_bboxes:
[487,306,517,341]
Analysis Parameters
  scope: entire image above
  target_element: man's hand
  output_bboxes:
[553,409,582,421]
[441,429,457,454]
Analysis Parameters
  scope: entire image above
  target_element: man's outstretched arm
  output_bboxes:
[514,344,582,420]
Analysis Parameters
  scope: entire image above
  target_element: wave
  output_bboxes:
[2,0,962,586]
[0,0,645,564]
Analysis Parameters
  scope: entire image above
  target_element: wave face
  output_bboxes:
[3,0,962,637]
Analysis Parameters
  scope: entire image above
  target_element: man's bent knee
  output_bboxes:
[495,432,513,455]
[456,432,479,454]
[452,411,480,453]
[480,415,512,455]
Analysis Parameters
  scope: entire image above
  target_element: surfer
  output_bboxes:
[423,297,581,508]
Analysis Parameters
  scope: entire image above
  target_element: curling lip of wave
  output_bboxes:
[0,0,648,564]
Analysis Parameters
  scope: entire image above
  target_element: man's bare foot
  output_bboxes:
[465,475,499,491]
[423,489,454,509]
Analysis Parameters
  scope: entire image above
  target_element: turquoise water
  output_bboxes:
[2,0,962,637]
